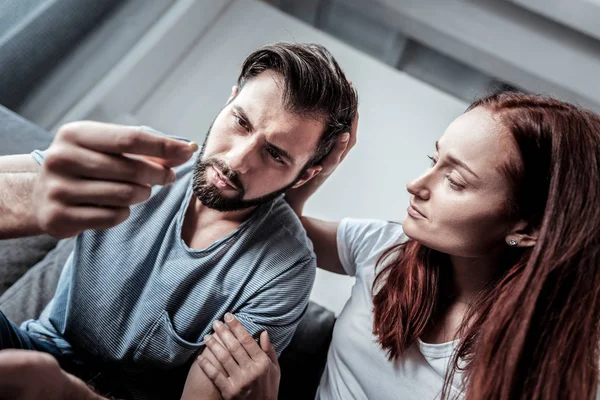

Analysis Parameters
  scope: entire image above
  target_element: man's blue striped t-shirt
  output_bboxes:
[22,132,317,399]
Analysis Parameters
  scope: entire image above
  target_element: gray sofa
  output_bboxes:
[0,107,334,398]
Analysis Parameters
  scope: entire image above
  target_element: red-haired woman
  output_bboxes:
[189,92,600,400]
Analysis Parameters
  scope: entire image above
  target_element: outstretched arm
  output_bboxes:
[0,155,42,238]
[0,122,194,240]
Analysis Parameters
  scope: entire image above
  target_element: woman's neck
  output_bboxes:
[448,250,502,304]
[422,250,503,344]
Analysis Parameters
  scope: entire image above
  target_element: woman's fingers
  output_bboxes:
[259,331,279,367]
[196,356,231,395]
[213,319,252,368]
[199,347,228,377]
[319,133,350,174]
[320,111,360,174]
[338,110,359,164]
[223,314,266,361]
[203,334,240,378]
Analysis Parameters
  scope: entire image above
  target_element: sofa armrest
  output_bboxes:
[278,301,336,399]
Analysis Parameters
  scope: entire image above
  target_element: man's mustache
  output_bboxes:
[203,158,244,191]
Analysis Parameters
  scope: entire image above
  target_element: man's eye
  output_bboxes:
[235,115,249,130]
[267,148,284,164]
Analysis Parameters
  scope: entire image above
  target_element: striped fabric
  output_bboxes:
[22,138,316,399]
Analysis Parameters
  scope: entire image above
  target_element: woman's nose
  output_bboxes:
[406,174,431,200]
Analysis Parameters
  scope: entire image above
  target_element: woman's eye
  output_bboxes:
[427,155,437,167]
[446,175,464,191]
[267,148,284,164]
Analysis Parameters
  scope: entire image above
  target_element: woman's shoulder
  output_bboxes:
[337,218,406,276]
[339,218,405,245]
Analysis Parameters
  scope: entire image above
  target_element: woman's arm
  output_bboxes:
[286,111,359,275]
[301,216,345,275]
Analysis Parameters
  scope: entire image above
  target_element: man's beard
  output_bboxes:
[191,126,305,212]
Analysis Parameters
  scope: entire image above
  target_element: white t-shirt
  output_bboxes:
[316,218,463,400]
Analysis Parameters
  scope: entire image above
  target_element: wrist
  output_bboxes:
[284,196,305,217]
[290,203,304,217]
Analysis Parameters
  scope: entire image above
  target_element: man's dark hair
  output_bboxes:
[237,42,358,166]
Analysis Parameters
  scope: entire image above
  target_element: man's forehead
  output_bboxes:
[231,99,325,165]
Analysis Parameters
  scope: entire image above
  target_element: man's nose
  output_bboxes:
[224,137,259,175]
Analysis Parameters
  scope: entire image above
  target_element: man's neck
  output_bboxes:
[192,196,256,225]
[181,197,257,250]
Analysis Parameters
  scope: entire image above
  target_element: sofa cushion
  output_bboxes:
[0,239,75,325]
[0,105,53,156]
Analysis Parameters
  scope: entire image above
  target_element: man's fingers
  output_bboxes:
[213,320,252,368]
[259,331,279,367]
[45,146,176,187]
[38,205,130,238]
[56,122,193,166]
[204,334,240,378]
[223,314,265,360]
[47,179,152,208]
[196,356,231,395]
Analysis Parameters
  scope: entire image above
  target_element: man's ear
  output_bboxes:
[291,165,323,189]
[505,220,538,248]
[226,86,239,105]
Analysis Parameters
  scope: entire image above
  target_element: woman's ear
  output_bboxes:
[505,220,538,248]
[226,86,239,105]
[291,165,323,189]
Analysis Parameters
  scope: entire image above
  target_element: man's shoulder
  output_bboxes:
[254,197,315,258]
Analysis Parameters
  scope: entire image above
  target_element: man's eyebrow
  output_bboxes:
[435,141,480,179]
[233,105,254,131]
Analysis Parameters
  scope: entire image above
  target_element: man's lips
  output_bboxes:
[211,166,238,190]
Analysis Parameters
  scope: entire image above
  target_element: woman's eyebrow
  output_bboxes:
[435,141,481,180]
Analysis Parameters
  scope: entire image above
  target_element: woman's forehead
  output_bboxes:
[439,108,518,181]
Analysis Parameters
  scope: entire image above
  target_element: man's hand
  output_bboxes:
[33,121,195,238]
[0,349,105,399]
[194,314,280,400]
[285,110,359,215]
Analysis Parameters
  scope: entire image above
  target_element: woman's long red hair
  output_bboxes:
[372,92,600,399]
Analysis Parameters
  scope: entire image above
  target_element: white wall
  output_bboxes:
[62,0,468,315]
[133,0,467,314]
[339,0,600,113]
